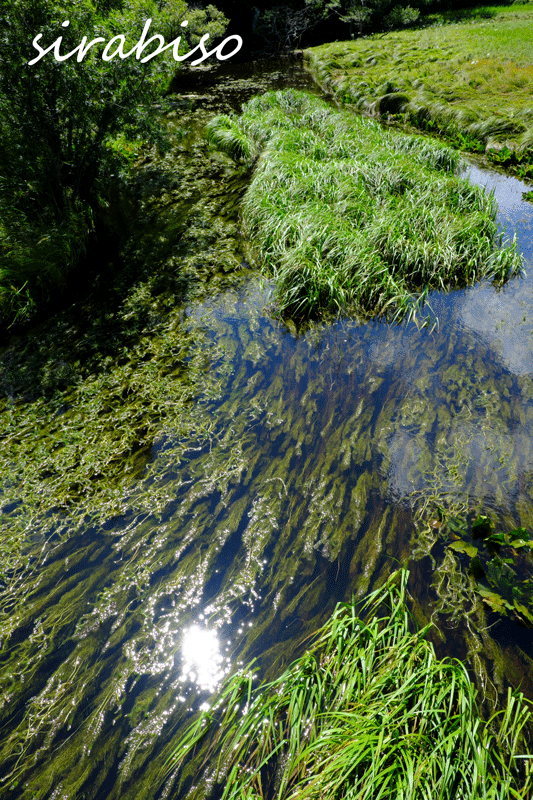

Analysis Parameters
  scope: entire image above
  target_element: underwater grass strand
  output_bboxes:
[2,287,533,796]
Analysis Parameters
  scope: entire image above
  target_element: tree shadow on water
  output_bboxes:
[0,137,243,403]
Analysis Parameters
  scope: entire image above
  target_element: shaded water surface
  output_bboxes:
[1,57,533,799]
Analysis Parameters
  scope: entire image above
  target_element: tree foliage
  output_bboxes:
[305,0,424,37]
[216,0,435,55]
[0,0,227,325]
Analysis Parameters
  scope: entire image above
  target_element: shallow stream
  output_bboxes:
[1,56,533,799]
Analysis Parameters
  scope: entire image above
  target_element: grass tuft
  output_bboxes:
[168,570,533,800]
[206,90,522,322]
[205,115,257,164]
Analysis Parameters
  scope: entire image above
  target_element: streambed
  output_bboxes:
[1,57,533,799]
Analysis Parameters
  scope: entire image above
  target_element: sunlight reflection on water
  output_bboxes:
[179,619,232,702]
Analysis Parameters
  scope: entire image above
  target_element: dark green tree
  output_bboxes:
[305,0,422,37]
[0,0,227,325]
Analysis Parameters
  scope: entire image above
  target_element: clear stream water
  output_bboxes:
[1,56,533,799]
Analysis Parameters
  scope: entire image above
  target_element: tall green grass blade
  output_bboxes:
[167,570,533,800]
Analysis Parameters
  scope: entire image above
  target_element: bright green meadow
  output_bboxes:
[305,5,533,173]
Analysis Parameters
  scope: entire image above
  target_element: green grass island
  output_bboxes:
[205,89,522,323]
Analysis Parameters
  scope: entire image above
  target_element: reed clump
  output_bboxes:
[169,570,533,800]
[206,90,522,321]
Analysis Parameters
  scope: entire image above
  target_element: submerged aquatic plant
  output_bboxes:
[442,511,533,627]
[206,90,522,322]
[167,570,533,800]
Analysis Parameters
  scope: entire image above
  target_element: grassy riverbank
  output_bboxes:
[305,4,533,176]
[170,571,533,800]
[206,90,521,321]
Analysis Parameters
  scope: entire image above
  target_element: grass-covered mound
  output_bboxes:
[206,90,521,321]
[169,571,533,800]
[305,5,533,173]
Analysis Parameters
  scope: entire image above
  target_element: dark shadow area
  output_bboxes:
[0,53,316,403]
[0,147,235,402]
[422,4,499,27]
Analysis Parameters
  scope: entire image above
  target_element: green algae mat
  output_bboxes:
[205,90,521,321]
[305,5,533,173]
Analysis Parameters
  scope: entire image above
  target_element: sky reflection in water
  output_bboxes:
[458,161,533,376]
